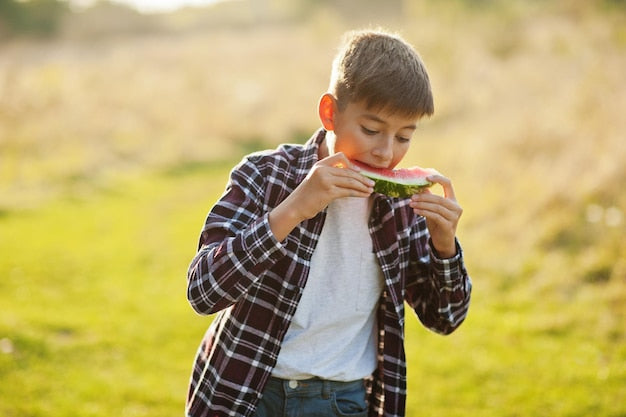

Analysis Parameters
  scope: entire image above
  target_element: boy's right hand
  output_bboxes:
[292,152,375,220]
[268,152,374,241]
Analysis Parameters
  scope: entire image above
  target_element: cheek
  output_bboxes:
[391,144,410,166]
[334,130,367,155]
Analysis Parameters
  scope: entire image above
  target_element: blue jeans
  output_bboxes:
[254,377,368,417]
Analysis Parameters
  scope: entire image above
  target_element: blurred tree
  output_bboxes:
[0,0,68,38]
[265,0,402,22]
[62,1,161,39]
[604,0,626,9]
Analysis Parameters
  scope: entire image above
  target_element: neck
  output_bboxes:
[318,134,330,160]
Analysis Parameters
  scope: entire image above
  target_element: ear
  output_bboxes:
[318,93,337,131]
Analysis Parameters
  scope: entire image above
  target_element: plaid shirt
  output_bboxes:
[186,129,472,417]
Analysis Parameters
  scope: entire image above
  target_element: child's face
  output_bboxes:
[324,97,419,170]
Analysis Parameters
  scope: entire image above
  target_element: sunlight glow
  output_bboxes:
[72,0,224,13]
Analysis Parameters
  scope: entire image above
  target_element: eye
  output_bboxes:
[361,126,378,136]
[396,136,411,143]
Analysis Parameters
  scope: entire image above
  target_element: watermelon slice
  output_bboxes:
[352,160,439,198]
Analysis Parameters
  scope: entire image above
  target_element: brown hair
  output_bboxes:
[328,29,434,118]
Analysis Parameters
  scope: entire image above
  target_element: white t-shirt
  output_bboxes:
[272,196,385,381]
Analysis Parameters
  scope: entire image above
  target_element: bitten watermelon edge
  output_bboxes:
[351,160,439,198]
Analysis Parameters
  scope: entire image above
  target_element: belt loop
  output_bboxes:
[322,380,331,399]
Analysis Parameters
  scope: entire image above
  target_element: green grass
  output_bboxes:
[1,1,625,415]
[406,285,626,416]
[1,162,624,416]
[0,163,230,416]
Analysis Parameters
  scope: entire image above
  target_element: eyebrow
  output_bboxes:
[362,113,417,130]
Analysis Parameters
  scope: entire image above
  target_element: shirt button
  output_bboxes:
[288,380,298,389]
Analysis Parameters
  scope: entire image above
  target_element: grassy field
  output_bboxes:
[1,1,625,416]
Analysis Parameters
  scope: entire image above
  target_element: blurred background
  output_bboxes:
[0,0,624,416]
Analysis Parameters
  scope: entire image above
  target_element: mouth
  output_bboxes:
[352,160,390,170]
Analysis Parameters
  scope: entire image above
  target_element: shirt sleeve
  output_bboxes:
[186,158,287,315]
[405,230,472,335]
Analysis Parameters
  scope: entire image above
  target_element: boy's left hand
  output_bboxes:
[409,174,462,258]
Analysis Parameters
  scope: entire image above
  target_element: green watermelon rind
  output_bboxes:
[368,177,432,198]
[357,164,437,198]
[364,175,433,198]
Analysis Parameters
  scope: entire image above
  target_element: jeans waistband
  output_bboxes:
[267,376,365,399]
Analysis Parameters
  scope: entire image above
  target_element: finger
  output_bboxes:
[321,152,355,170]
[411,193,461,213]
[329,165,375,188]
[332,172,375,194]
[427,174,456,200]
[311,163,373,194]
[410,201,456,221]
[412,209,454,235]
[413,208,447,225]
[413,207,460,239]
[326,152,367,174]
[317,151,343,166]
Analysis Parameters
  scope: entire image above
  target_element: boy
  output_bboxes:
[185,29,472,417]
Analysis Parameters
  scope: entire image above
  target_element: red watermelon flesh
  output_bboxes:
[352,160,439,198]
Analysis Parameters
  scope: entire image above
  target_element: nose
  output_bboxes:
[371,136,394,163]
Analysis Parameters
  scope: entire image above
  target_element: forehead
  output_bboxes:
[345,100,420,129]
